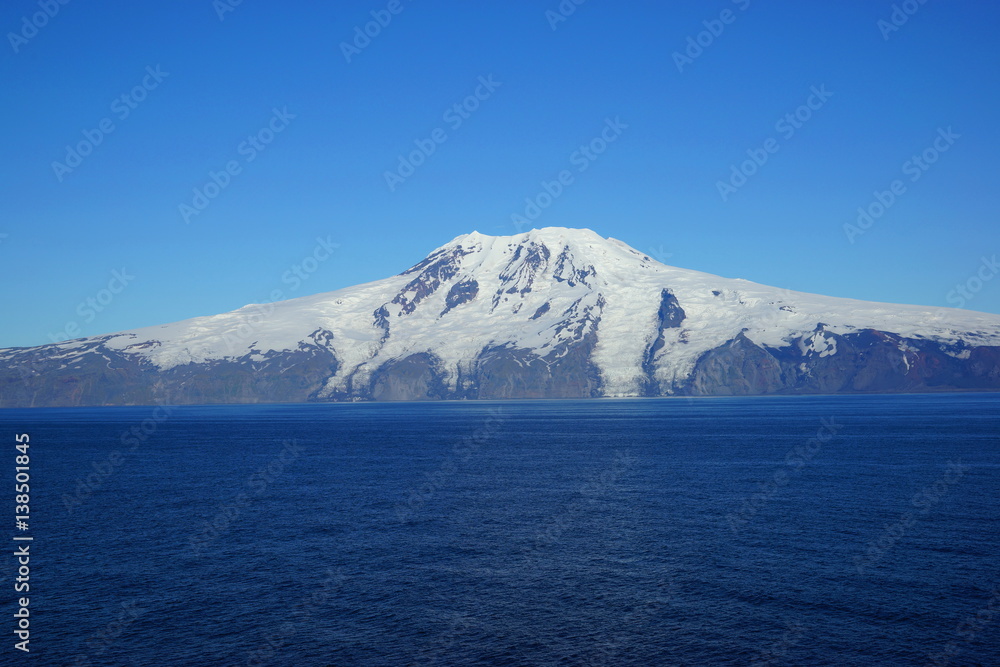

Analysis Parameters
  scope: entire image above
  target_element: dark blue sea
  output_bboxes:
[2,394,999,666]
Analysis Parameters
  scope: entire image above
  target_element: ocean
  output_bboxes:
[3,393,999,665]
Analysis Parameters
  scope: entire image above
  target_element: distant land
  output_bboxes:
[3,228,1000,407]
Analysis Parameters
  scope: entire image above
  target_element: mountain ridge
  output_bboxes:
[3,227,1000,407]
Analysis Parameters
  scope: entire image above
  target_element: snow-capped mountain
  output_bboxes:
[3,227,1000,407]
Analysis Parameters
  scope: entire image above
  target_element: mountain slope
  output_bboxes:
[3,227,1000,407]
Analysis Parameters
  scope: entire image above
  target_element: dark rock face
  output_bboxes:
[464,293,604,399]
[968,346,1000,385]
[441,280,479,316]
[373,306,391,343]
[2,323,999,407]
[492,242,551,308]
[392,247,472,315]
[656,290,686,328]
[0,331,340,407]
[471,334,603,400]
[400,244,473,277]
[501,242,550,288]
[369,352,449,401]
[687,332,786,396]
[552,246,596,286]
[551,296,604,340]
[643,290,686,394]
[1,338,158,408]
[684,328,1000,396]
[529,302,550,320]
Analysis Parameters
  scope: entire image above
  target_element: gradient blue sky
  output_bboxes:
[2,1,999,348]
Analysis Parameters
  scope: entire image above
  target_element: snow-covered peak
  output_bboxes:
[26,227,1000,401]
[438,227,624,262]
[415,226,659,288]
[449,226,604,246]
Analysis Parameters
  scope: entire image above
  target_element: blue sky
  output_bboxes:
[2,1,999,348]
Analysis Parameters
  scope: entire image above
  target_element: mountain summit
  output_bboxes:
[4,227,1000,406]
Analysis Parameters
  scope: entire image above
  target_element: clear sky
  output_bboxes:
[2,1,999,348]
